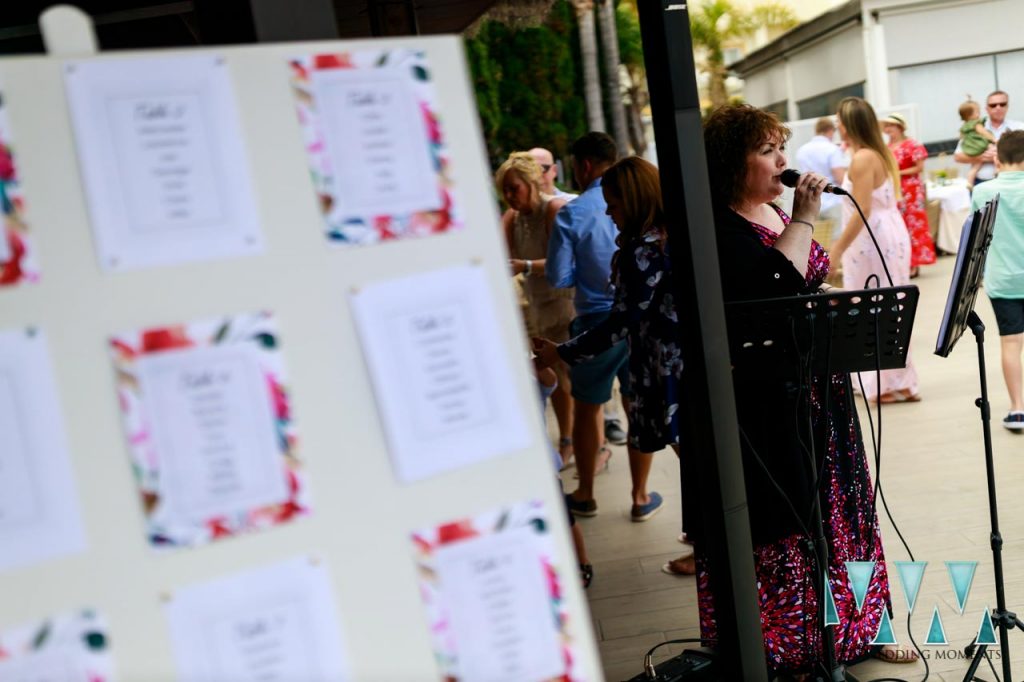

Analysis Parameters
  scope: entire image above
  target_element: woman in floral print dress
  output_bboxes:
[882,112,936,275]
[534,156,682,458]
[699,104,908,676]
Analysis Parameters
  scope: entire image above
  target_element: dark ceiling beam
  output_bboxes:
[0,1,194,42]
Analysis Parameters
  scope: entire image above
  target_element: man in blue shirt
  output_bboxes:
[545,132,662,521]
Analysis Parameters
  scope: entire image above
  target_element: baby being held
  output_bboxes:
[960,99,998,188]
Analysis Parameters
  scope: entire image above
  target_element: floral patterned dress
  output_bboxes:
[891,137,936,267]
[698,206,893,675]
[558,227,681,452]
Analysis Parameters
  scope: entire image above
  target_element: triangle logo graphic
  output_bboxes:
[926,605,948,646]
[846,561,876,613]
[945,561,978,614]
[894,561,928,614]
[824,573,840,627]
[977,608,998,646]
[871,608,897,645]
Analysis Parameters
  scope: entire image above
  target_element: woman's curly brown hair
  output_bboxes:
[703,104,791,210]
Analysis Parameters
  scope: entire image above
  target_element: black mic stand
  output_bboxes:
[727,285,919,682]
[933,195,1023,682]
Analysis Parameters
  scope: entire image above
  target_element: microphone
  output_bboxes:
[780,168,849,196]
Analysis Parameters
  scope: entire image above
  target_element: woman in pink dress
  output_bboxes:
[882,112,935,277]
[831,97,920,403]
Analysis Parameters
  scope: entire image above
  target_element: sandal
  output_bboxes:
[558,437,574,471]
[877,390,921,404]
[574,445,612,478]
[580,563,594,589]
[872,644,919,664]
[661,555,696,576]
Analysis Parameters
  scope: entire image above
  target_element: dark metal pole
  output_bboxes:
[635,2,766,680]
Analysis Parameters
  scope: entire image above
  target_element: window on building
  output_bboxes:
[763,100,788,122]
[797,83,864,120]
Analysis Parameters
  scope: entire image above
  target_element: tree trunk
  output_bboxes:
[708,53,729,109]
[625,78,647,157]
[573,0,605,132]
[596,0,630,155]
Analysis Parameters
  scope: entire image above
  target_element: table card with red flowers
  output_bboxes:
[63,54,263,271]
[0,92,39,287]
[0,610,113,681]
[289,49,461,245]
[411,501,581,682]
[0,328,86,573]
[109,312,309,548]
[165,556,350,681]
[350,265,530,482]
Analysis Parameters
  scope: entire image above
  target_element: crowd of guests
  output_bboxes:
[496,86,1024,676]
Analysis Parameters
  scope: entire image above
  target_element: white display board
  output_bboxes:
[0,10,599,681]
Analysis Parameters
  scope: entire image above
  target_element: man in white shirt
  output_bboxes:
[955,90,1024,184]
[795,117,847,217]
[529,147,577,201]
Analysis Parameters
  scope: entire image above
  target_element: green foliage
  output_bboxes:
[615,2,643,72]
[464,1,587,169]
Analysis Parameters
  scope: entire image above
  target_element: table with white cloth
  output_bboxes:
[927,179,972,253]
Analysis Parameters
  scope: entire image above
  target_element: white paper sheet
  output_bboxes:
[63,54,262,271]
[312,66,441,218]
[165,556,350,682]
[350,265,531,482]
[0,329,86,573]
[136,344,288,521]
[434,527,564,681]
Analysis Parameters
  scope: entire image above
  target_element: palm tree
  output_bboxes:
[596,0,630,155]
[572,0,606,132]
[689,0,797,109]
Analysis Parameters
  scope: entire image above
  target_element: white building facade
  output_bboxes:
[733,0,1024,149]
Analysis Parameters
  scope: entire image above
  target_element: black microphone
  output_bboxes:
[780,168,849,196]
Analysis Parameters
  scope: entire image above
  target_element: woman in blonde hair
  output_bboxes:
[832,96,919,402]
[496,152,577,464]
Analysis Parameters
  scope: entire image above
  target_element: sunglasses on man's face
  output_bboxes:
[540,164,554,173]
[988,101,1008,108]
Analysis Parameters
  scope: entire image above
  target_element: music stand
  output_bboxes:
[931,196,1019,682]
[726,285,919,681]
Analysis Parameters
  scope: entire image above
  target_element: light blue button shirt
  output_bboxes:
[545,178,618,315]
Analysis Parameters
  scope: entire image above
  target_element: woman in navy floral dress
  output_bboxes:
[698,104,907,675]
[534,156,682,457]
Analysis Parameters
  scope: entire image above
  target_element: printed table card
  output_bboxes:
[0,92,39,287]
[350,265,530,482]
[412,501,580,681]
[64,54,262,271]
[165,556,350,682]
[110,312,308,548]
[0,328,86,573]
[0,610,113,681]
[289,50,461,245]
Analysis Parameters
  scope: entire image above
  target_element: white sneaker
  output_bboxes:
[1003,412,1024,431]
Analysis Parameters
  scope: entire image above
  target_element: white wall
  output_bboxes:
[875,0,1024,68]
[788,24,866,103]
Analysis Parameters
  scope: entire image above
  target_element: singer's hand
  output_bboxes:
[790,171,829,224]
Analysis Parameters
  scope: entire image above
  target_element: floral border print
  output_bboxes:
[412,500,582,681]
[0,609,113,680]
[289,50,461,245]
[110,311,309,549]
[0,93,39,287]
